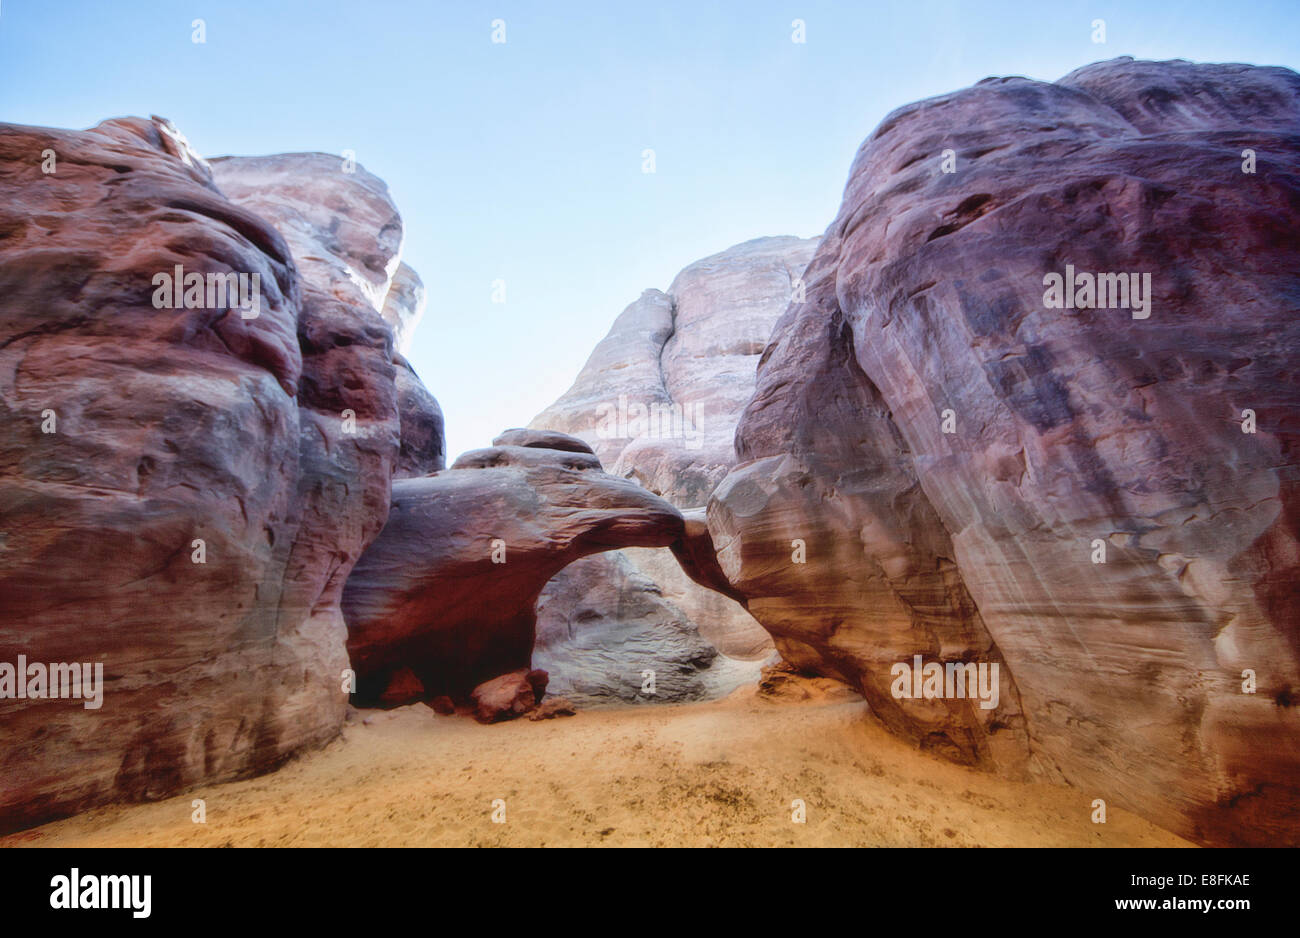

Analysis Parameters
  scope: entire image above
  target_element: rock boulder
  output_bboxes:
[709,58,1300,846]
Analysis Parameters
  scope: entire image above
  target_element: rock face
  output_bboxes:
[0,117,439,832]
[708,59,1300,846]
[528,696,577,720]
[471,668,549,724]
[393,354,445,477]
[380,262,426,356]
[211,161,442,476]
[533,551,719,704]
[209,152,402,315]
[528,238,818,687]
[533,236,819,507]
[340,431,732,707]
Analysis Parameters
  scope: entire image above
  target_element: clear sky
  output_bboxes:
[2,1,1297,460]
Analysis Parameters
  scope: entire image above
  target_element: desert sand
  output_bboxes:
[4,685,1191,848]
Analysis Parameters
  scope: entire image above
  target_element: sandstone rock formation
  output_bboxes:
[0,117,438,832]
[533,551,719,704]
[528,696,577,720]
[340,430,734,708]
[214,163,445,476]
[380,262,427,356]
[211,164,442,476]
[472,668,549,724]
[708,58,1300,846]
[534,237,818,503]
[528,238,818,688]
[393,354,445,477]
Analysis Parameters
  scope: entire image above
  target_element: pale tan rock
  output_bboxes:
[529,238,818,687]
[210,152,402,315]
[380,262,426,356]
[528,697,578,720]
[533,552,717,704]
[532,236,818,507]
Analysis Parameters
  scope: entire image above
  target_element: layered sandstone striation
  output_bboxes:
[211,151,444,483]
[0,118,439,832]
[529,238,818,685]
[708,58,1300,845]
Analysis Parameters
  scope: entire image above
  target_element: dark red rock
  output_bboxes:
[394,354,445,477]
[0,117,437,833]
[471,669,540,724]
[709,58,1300,846]
[525,668,549,703]
[0,117,314,833]
[341,436,740,707]
[378,667,425,708]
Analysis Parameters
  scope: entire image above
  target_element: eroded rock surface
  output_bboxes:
[528,238,818,684]
[380,262,426,356]
[533,551,718,705]
[533,237,818,502]
[471,668,549,724]
[0,118,437,832]
[709,58,1300,845]
[394,354,445,477]
[340,432,731,707]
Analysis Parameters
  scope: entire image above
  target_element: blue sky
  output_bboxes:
[2,0,1297,459]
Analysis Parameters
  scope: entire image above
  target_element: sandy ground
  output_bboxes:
[4,687,1191,848]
